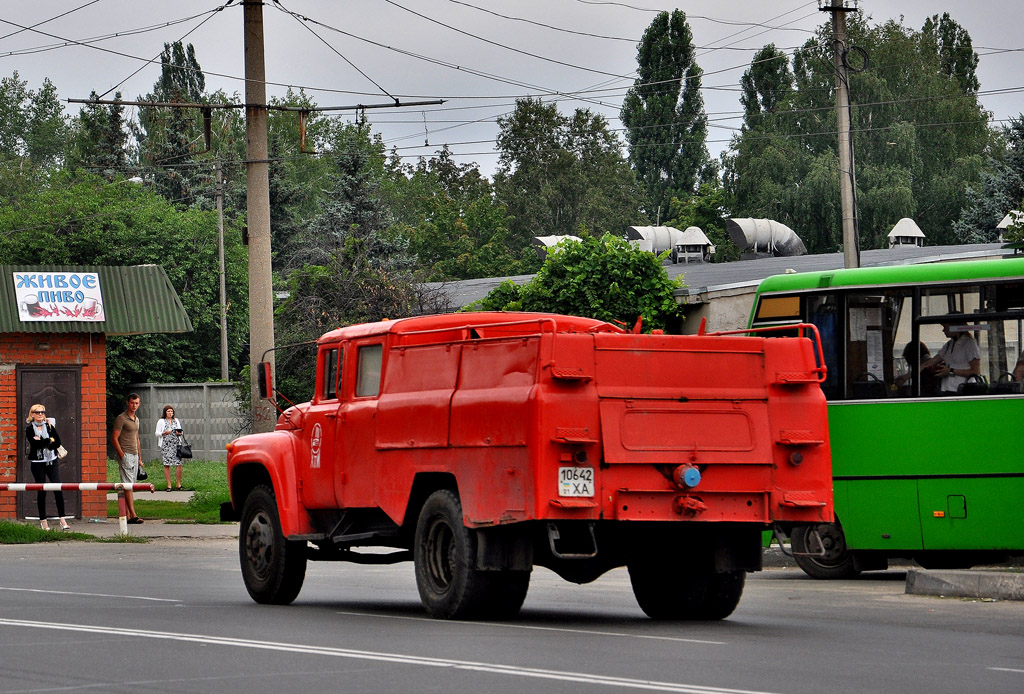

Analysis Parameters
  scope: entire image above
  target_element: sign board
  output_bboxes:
[13,271,106,322]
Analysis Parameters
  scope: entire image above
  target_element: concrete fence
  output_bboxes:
[127,382,247,463]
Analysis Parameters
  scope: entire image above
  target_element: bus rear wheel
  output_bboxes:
[791,523,861,579]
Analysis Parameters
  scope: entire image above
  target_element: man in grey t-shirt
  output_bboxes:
[111,393,144,524]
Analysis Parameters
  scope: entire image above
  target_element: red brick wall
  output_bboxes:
[0,332,107,519]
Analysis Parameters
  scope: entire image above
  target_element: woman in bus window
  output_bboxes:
[922,317,981,393]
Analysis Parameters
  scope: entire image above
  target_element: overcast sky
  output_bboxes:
[2,1,1021,177]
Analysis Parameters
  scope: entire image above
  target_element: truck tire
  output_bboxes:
[628,559,745,620]
[414,489,529,620]
[239,485,307,605]
[791,523,861,579]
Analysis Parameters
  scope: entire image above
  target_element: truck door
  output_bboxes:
[300,345,344,509]
[338,341,384,507]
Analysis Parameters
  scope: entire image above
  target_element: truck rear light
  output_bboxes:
[789,451,803,466]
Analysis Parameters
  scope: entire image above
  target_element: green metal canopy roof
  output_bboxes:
[1,265,193,335]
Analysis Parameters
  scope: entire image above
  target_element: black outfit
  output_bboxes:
[25,422,66,520]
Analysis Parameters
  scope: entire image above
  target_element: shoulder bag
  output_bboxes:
[176,433,194,459]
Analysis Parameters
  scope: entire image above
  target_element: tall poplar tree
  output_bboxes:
[620,10,713,218]
[135,41,208,206]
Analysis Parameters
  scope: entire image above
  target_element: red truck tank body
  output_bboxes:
[225,312,832,619]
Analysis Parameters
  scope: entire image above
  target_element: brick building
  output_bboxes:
[1,265,191,520]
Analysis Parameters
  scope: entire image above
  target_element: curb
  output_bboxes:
[905,568,1024,601]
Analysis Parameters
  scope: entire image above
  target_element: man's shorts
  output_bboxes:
[119,453,139,484]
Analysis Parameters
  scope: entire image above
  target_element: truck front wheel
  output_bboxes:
[628,559,745,620]
[239,485,307,604]
[414,489,529,620]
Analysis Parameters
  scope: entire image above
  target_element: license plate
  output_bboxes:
[558,466,595,497]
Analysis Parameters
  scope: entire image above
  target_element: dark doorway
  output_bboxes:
[17,367,82,519]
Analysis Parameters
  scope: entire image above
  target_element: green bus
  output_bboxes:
[749,256,1024,577]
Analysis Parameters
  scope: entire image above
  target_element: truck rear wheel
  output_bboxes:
[239,485,307,604]
[414,489,529,620]
[628,559,745,620]
[791,523,861,579]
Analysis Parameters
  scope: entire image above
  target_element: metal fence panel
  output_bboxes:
[128,383,246,463]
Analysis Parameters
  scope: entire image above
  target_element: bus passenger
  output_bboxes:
[1013,350,1024,382]
[922,318,981,393]
[895,341,940,396]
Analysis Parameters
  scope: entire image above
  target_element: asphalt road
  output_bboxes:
[1,539,1021,694]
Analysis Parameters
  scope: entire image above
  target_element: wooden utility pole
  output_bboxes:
[243,1,276,430]
[822,0,860,268]
[216,162,229,381]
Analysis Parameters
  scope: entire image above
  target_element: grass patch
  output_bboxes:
[105,458,230,523]
[0,521,94,543]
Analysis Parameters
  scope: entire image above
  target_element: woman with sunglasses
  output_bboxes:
[24,404,70,531]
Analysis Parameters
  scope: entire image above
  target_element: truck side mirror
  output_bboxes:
[256,361,273,400]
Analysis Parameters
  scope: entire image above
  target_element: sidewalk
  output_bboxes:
[764,545,1024,601]
[60,490,240,540]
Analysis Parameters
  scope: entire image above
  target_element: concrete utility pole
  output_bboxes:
[216,162,229,382]
[243,1,276,431]
[821,0,860,269]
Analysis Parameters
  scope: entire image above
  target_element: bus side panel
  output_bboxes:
[840,479,923,550]
[918,477,1024,550]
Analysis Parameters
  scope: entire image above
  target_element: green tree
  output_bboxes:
[0,72,68,168]
[274,122,447,400]
[953,115,1024,242]
[0,72,30,158]
[922,12,980,93]
[68,90,131,176]
[135,41,209,206]
[739,44,794,122]
[0,171,249,403]
[620,10,714,217]
[725,13,990,253]
[385,147,533,280]
[494,98,644,251]
[25,78,67,167]
[477,234,683,332]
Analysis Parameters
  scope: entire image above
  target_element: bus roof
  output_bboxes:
[755,256,1024,295]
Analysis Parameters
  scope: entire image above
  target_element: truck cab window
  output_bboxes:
[322,348,341,400]
[356,344,383,397]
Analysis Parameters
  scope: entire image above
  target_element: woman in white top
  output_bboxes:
[155,405,185,491]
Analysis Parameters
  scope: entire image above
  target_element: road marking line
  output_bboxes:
[332,610,727,645]
[0,618,773,694]
[988,667,1024,674]
[0,586,179,603]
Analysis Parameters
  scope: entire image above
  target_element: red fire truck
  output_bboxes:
[223,312,832,620]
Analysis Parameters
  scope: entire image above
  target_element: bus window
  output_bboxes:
[755,295,801,321]
[845,291,905,400]
[808,295,839,399]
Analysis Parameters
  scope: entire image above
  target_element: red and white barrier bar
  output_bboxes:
[0,483,155,492]
[1,482,155,534]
